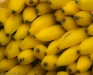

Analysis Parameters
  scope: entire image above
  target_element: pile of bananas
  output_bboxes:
[1,0,93,75]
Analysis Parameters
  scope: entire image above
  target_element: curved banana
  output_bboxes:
[57,71,69,75]
[25,0,38,6]
[45,71,57,75]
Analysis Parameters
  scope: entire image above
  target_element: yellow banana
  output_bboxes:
[57,71,69,75]
[33,44,47,60]
[5,64,33,75]
[48,0,72,9]
[0,46,6,61]
[0,58,19,72]
[22,6,37,23]
[36,2,53,15]
[27,61,46,75]
[8,0,25,15]
[0,29,12,45]
[38,0,48,2]
[56,45,80,67]
[41,55,59,70]
[76,55,92,74]
[45,71,57,75]
[25,0,38,6]
[13,23,30,41]
[74,11,92,26]
[45,39,60,55]
[66,62,77,74]
[0,8,10,26]
[57,27,89,50]
[18,49,36,65]
[77,37,93,55]
[54,9,65,22]
[34,25,66,42]
[19,35,45,50]
[4,14,23,36]
[5,40,22,59]
[28,14,56,35]
[61,16,79,31]
[75,70,92,75]
[62,1,80,16]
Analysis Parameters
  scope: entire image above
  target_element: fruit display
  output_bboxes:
[0,0,93,75]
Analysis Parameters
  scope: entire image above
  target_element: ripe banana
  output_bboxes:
[54,9,65,22]
[0,58,19,72]
[36,2,53,15]
[19,35,45,50]
[48,0,72,9]
[25,0,38,6]
[13,23,30,41]
[5,64,33,75]
[0,46,6,61]
[28,13,56,35]
[61,16,79,31]
[74,11,92,26]
[66,62,77,74]
[34,25,66,42]
[0,8,10,26]
[77,37,93,55]
[4,14,23,36]
[22,6,37,23]
[55,45,80,67]
[76,55,92,73]
[8,0,25,15]
[18,49,36,65]
[41,55,59,70]
[38,0,48,2]
[27,62,46,75]
[57,71,69,75]
[0,29,12,45]
[62,0,80,15]
[45,71,57,75]
[57,27,89,50]
[5,40,22,59]
[33,44,47,60]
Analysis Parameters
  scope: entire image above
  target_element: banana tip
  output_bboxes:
[76,70,80,74]
[77,50,80,54]
[43,62,48,67]
[68,69,72,73]
[6,33,10,36]
[12,10,16,14]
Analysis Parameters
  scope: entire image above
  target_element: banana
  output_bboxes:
[22,6,37,23]
[8,0,25,15]
[54,9,65,22]
[4,14,23,36]
[76,55,92,74]
[18,49,36,65]
[19,35,45,50]
[0,58,19,72]
[27,61,46,75]
[45,39,60,55]
[41,55,59,70]
[0,46,6,62]
[48,0,72,9]
[5,40,22,59]
[66,62,77,74]
[5,64,33,75]
[28,14,56,35]
[57,27,89,50]
[0,8,10,26]
[55,45,80,67]
[75,70,92,75]
[33,44,47,60]
[62,1,80,16]
[74,11,92,26]
[77,37,93,55]
[45,71,57,75]
[34,25,66,42]
[0,29,12,45]
[13,23,30,41]
[36,2,53,15]
[25,0,38,6]
[38,0,48,2]
[57,71,69,75]
[61,16,79,31]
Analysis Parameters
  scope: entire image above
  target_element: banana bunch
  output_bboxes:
[0,0,93,75]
